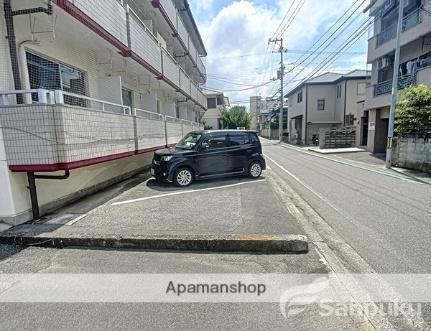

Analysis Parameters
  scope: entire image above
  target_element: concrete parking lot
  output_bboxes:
[0,171,305,252]
[65,175,302,236]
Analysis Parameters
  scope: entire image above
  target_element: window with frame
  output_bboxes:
[345,114,355,126]
[357,82,366,95]
[297,91,303,103]
[336,84,342,98]
[317,99,325,111]
[26,52,87,106]
[122,88,133,108]
[207,97,217,108]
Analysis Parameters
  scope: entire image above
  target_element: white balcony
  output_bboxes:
[162,50,180,87]
[72,0,128,46]
[179,69,191,96]
[129,11,162,73]
[0,90,203,172]
[57,0,206,109]
[155,0,207,79]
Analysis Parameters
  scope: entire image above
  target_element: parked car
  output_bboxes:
[151,130,266,186]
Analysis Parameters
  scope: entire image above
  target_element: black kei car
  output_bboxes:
[151,130,266,187]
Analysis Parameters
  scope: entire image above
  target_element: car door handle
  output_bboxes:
[246,149,253,153]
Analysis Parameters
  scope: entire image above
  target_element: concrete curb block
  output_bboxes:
[0,233,308,254]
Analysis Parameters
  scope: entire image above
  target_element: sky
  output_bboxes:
[189,0,371,107]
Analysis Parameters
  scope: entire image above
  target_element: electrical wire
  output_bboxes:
[277,0,306,38]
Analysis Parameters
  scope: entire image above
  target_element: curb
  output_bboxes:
[0,233,308,254]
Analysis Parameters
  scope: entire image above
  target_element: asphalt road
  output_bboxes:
[263,141,431,273]
[0,246,373,331]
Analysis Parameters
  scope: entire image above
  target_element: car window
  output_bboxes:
[250,133,259,144]
[176,132,202,150]
[227,133,250,146]
[205,133,227,149]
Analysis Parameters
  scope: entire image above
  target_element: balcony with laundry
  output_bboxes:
[367,0,431,62]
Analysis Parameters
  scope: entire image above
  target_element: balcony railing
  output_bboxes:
[156,0,206,79]
[58,0,206,109]
[376,8,423,47]
[0,89,203,171]
[373,73,417,96]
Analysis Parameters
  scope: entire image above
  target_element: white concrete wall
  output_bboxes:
[307,85,338,123]
[0,1,202,224]
[287,87,307,142]
[0,153,152,224]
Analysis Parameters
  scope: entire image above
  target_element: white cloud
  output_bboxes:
[196,0,369,107]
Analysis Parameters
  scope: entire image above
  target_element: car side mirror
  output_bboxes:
[201,142,210,150]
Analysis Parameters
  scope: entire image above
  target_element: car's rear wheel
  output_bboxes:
[249,161,262,179]
[174,167,194,187]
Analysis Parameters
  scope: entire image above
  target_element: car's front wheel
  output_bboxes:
[173,167,194,187]
[249,161,262,179]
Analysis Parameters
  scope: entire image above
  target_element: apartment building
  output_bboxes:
[249,96,278,131]
[286,70,370,145]
[202,90,229,129]
[365,0,431,153]
[0,0,206,224]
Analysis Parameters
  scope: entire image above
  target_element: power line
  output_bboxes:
[277,0,306,37]
[290,0,365,66]
[206,79,278,93]
[266,0,366,97]
[286,0,367,77]
[271,0,298,40]
[267,0,367,96]
[285,18,372,93]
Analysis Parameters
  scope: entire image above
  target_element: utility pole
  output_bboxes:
[386,0,404,169]
[269,37,285,142]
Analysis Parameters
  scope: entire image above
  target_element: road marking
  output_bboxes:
[278,144,424,185]
[264,154,352,219]
[266,169,425,329]
[111,180,266,206]
[65,214,87,226]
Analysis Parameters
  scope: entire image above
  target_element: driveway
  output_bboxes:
[0,172,304,249]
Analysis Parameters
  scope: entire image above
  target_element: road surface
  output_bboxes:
[263,141,431,273]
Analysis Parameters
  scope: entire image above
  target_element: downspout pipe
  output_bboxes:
[3,0,53,104]
[4,0,53,220]
[27,170,71,220]
[4,0,23,104]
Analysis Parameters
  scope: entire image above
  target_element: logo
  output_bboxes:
[279,277,329,319]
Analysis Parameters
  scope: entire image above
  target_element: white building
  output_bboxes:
[286,70,370,145]
[0,0,207,224]
[365,0,431,153]
[202,90,229,129]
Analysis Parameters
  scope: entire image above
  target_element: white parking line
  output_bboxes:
[65,214,87,226]
[111,180,266,206]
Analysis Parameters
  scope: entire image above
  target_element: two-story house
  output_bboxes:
[202,90,229,129]
[365,0,431,153]
[0,0,207,224]
[286,70,370,145]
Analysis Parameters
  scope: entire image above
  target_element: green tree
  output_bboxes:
[395,85,431,135]
[221,106,252,129]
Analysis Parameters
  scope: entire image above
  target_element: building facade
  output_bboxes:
[250,96,279,132]
[202,90,229,129]
[286,70,370,145]
[0,0,206,224]
[365,0,431,153]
